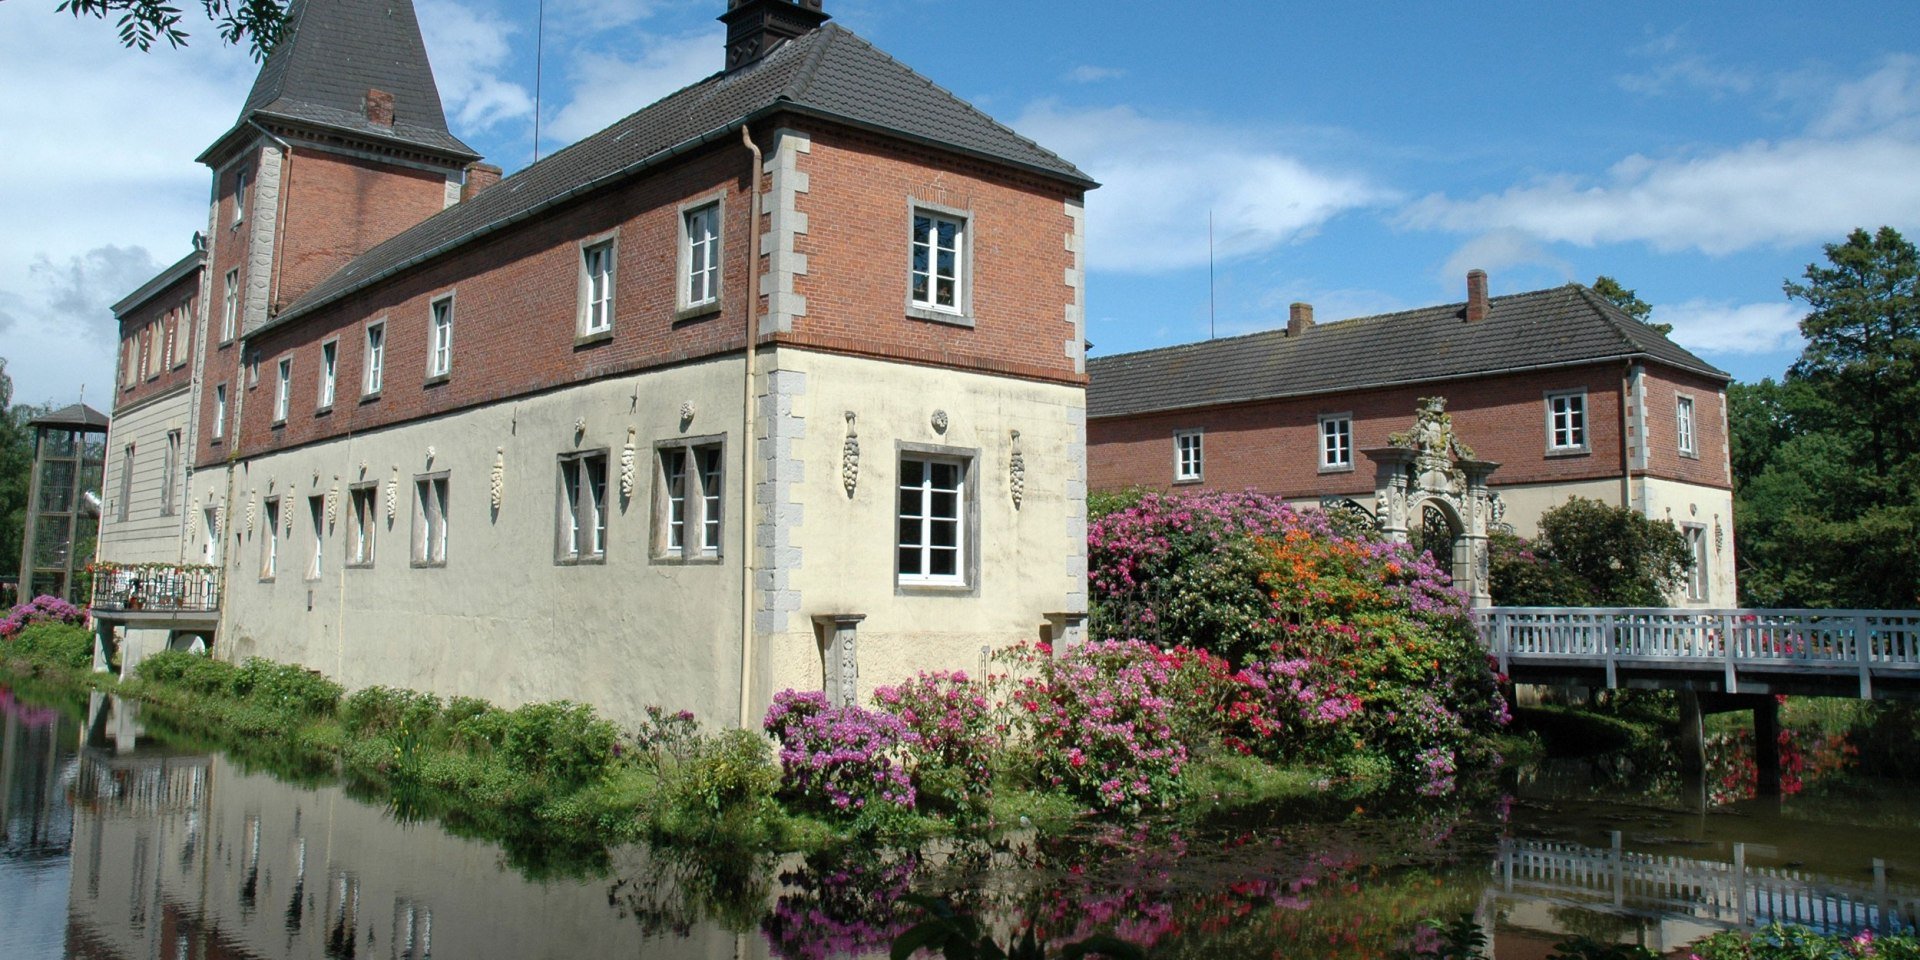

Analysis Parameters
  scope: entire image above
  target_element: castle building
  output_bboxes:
[1086,274,1737,606]
[93,0,1095,729]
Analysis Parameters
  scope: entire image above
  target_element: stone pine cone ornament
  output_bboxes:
[842,411,860,497]
[490,447,505,510]
[1009,430,1025,508]
[620,427,637,499]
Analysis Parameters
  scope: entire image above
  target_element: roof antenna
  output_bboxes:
[532,0,546,162]
[1208,209,1216,340]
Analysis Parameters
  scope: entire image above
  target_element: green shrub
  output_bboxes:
[136,649,237,693]
[1689,923,1920,959]
[340,685,443,736]
[498,701,618,788]
[10,622,94,669]
[650,728,782,848]
[230,657,343,717]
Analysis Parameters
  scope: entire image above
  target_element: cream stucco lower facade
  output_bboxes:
[197,347,1087,731]
[97,386,195,565]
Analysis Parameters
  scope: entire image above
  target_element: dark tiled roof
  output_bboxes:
[263,23,1092,332]
[111,248,204,318]
[30,403,111,430]
[219,0,475,160]
[1087,285,1730,419]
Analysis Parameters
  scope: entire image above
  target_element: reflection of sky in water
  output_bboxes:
[1,689,78,960]
[3,684,1916,960]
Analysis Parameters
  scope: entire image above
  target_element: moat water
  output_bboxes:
[3,682,1916,959]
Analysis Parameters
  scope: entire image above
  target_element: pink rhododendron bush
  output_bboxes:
[760,491,1510,820]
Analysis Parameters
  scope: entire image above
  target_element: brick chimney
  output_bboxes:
[462,163,502,202]
[720,0,830,71]
[1288,302,1314,337]
[364,88,395,128]
[1465,269,1489,323]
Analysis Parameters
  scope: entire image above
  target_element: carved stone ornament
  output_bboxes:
[284,498,294,537]
[386,471,399,522]
[425,446,436,465]
[246,492,256,534]
[842,411,860,498]
[359,461,369,477]
[1714,515,1725,552]
[620,427,638,500]
[573,416,587,438]
[1008,429,1026,508]
[490,447,505,510]
[679,401,696,425]
[1389,396,1472,497]
[187,503,198,540]
[326,480,340,527]
[931,409,949,434]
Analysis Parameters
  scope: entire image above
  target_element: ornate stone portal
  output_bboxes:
[1360,397,1501,607]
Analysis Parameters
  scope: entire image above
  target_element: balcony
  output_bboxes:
[88,563,222,619]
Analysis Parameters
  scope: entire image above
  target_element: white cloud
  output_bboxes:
[1658,299,1804,356]
[543,30,720,146]
[1066,65,1125,84]
[1013,102,1392,274]
[1616,30,1755,99]
[1813,54,1920,138]
[418,0,535,133]
[1439,231,1573,284]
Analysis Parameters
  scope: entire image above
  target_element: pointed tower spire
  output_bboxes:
[200,0,477,164]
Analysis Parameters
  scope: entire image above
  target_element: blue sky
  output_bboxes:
[3,0,1918,407]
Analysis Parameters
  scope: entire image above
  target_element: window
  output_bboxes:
[261,496,280,580]
[681,202,720,311]
[412,474,449,566]
[233,169,249,225]
[1319,414,1353,470]
[157,318,173,375]
[1173,430,1203,482]
[318,340,337,409]
[909,209,966,316]
[212,384,228,441]
[1684,525,1709,601]
[348,484,377,567]
[121,338,136,387]
[1676,395,1697,457]
[557,451,610,563]
[116,444,134,522]
[580,239,615,335]
[172,303,190,368]
[147,324,163,378]
[363,321,385,395]
[160,430,181,516]
[273,358,291,423]
[307,495,325,580]
[203,506,221,565]
[654,439,723,560]
[221,269,240,342]
[897,455,967,586]
[1546,390,1587,452]
[428,296,454,378]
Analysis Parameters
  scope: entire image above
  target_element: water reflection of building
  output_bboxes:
[63,697,744,960]
[2,689,78,861]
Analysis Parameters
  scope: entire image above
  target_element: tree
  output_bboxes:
[1592,275,1673,336]
[0,359,35,583]
[1731,227,1920,609]
[46,0,285,59]
[1523,498,1693,607]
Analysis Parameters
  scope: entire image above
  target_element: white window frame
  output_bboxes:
[1545,389,1588,453]
[1676,394,1697,458]
[347,483,377,568]
[578,234,617,337]
[1319,413,1353,471]
[1173,429,1203,483]
[318,339,338,410]
[116,444,134,522]
[146,323,162,379]
[1683,523,1709,602]
[221,269,239,342]
[677,197,722,315]
[907,201,972,324]
[273,357,291,424]
[306,494,326,580]
[363,319,386,396]
[212,383,228,442]
[159,430,181,516]
[556,450,610,564]
[261,496,280,581]
[172,303,190,369]
[427,295,454,379]
[896,450,973,589]
[412,473,449,567]
[203,506,221,565]
[652,436,725,562]
[233,168,249,226]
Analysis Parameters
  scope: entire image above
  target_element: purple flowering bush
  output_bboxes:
[0,594,86,642]
[1,595,94,670]
[1005,639,1191,812]
[871,671,997,813]
[763,690,917,817]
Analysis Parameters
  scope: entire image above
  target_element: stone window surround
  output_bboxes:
[260,495,280,581]
[411,471,450,568]
[1318,412,1355,473]
[1544,388,1590,456]
[895,440,981,598]
[305,493,326,581]
[211,383,228,443]
[575,229,620,344]
[426,292,456,384]
[272,355,292,426]
[316,337,339,413]
[1676,392,1699,459]
[221,268,240,343]
[1681,521,1709,603]
[904,197,975,328]
[362,318,386,400]
[675,192,725,322]
[346,482,378,569]
[651,433,726,565]
[555,447,612,565]
[1172,428,1203,484]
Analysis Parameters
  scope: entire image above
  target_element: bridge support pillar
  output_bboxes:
[1678,690,1707,803]
[1754,695,1781,796]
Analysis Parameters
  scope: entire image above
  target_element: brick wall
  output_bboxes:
[1640,366,1732,487]
[115,272,199,411]
[1088,363,1666,496]
[778,122,1085,385]
[275,149,451,312]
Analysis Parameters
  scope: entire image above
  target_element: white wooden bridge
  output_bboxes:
[1478,608,1920,698]
[1496,835,1918,934]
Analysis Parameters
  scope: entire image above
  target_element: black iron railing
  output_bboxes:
[89,565,222,614]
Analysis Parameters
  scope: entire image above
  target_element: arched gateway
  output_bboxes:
[1360,398,1500,607]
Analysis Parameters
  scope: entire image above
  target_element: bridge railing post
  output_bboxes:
[1857,613,1873,700]
[1603,611,1618,689]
